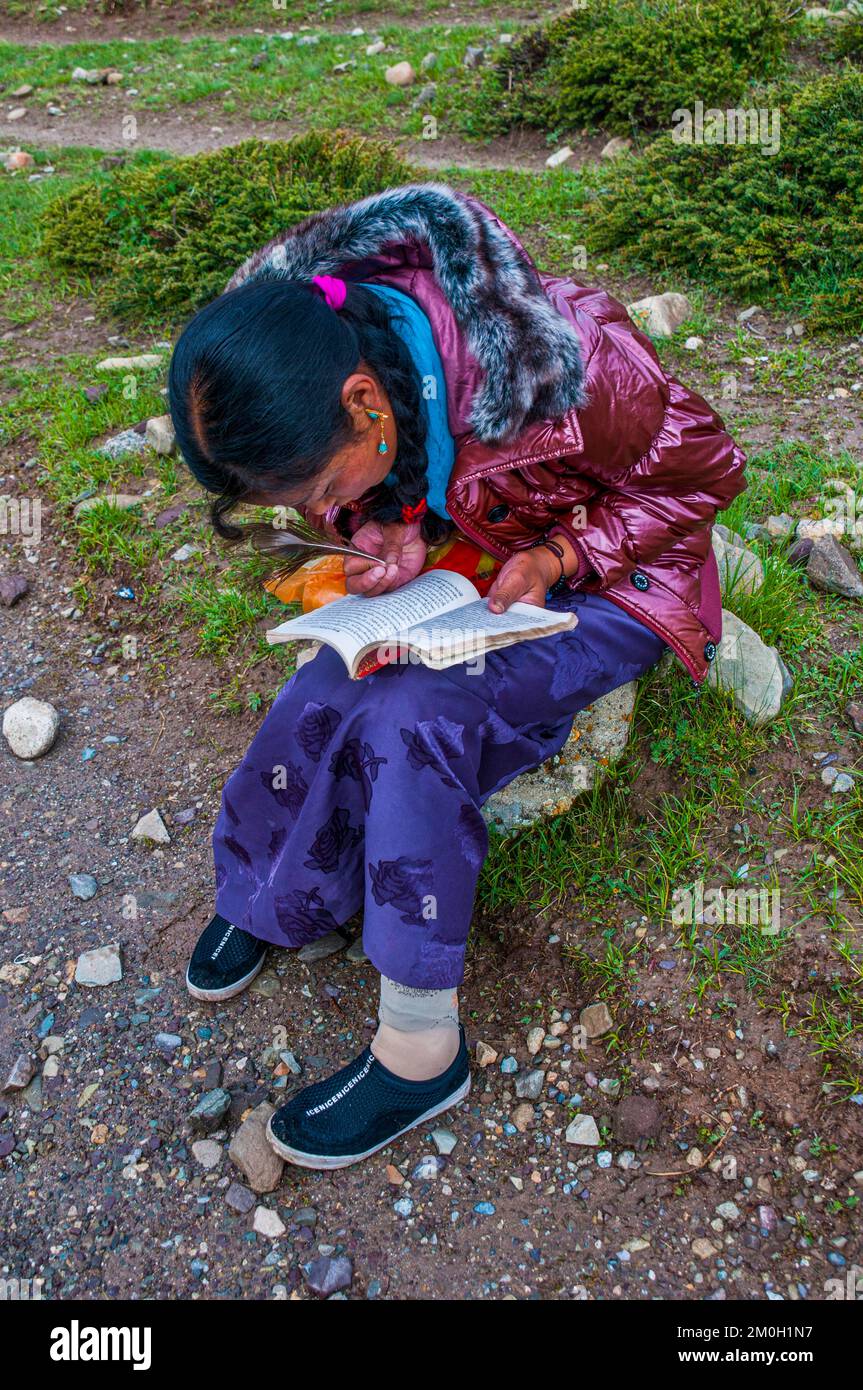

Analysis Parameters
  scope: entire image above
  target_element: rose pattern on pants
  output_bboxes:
[294,701,342,762]
[304,806,363,874]
[273,886,340,941]
[328,737,386,812]
[369,855,435,926]
[259,761,308,818]
[400,715,465,790]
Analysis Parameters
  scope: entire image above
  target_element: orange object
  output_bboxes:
[264,535,502,613]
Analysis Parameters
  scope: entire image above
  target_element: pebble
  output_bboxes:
[2,1054,35,1093]
[303,1256,353,1297]
[394,1197,414,1217]
[627,292,694,338]
[96,429,147,461]
[474,1201,495,1215]
[297,930,347,962]
[75,943,122,987]
[385,61,415,87]
[0,574,29,607]
[431,1128,458,1155]
[475,1041,498,1068]
[171,544,201,563]
[189,1088,232,1132]
[131,809,170,844]
[96,354,162,372]
[2,697,60,759]
[229,1102,283,1192]
[526,1026,544,1055]
[579,1002,613,1039]
[600,136,632,159]
[500,1056,518,1074]
[69,873,98,900]
[145,414,176,455]
[154,1032,182,1053]
[511,1103,534,1132]
[192,1139,223,1170]
[545,145,574,168]
[565,1114,601,1146]
[253,1206,286,1239]
[73,492,143,516]
[412,1154,445,1180]
[514,1068,545,1101]
[225,1181,256,1215]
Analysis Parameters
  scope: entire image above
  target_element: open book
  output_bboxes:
[266,569,577,678]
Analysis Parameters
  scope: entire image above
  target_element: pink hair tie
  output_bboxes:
[311,274,347,311]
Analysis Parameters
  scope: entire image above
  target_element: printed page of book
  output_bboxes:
[266,569,479,659]
[404,599,575,648]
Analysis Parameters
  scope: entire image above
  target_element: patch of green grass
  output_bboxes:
[0,25,507,140]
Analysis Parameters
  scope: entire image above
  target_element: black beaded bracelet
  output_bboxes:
[531,536,567,587]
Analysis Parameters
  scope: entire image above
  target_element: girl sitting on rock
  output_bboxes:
[168,182,746,1171]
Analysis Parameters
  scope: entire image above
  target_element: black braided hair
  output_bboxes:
[168,277,452,546]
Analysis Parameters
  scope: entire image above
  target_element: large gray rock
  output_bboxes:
[708,610,786,725]
[2,697,60,759]
[483,681,637,834]
[711,529,764,597]
[805,535,863,599]
[626,292,694,337]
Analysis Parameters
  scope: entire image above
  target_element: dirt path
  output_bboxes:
[3,105,577,171]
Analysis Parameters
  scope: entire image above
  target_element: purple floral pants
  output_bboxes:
[213,591,665,989]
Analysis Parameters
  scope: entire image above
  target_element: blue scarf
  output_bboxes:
[359,282,454,520]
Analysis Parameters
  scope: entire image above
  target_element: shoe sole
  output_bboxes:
[185,951,266,1003]
[265,1074,471,1170]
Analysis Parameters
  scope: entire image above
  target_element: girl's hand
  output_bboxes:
[343,519,428,597]
[486,547,560,613]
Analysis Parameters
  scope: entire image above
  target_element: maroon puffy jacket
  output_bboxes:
[227,182,747,682]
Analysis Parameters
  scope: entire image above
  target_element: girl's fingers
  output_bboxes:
[346,564,387,594]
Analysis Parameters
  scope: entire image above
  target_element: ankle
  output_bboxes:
[371,1022,460,1081]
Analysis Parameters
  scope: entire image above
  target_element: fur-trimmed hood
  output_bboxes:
[225,181,587,444]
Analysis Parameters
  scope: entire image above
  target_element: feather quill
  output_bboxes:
[241,517,376,587]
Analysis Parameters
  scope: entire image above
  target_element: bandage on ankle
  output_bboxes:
[378,974,459,1033]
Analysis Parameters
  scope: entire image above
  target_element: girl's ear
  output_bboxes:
[342,370,381,424]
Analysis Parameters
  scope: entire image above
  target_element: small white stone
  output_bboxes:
[684,336,704,351]
[546,145,574,168]
[192,1139,223,1170]
[145,414,176,455]
[253,1206,286,1239]
[131,809,170,844]
[171,544,201,563]
[95,354,162,372]
[565,1114,600,1146]
[600,136,632,160]
[385,61,415,86]
[75,943,123,987]
[526,1026,545,1055]
[2,697,60,759]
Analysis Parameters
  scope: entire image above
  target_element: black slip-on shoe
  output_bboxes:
[185,913,268,1002]
[266,1024,471,1170]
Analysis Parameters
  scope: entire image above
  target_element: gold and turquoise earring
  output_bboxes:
[366,408,390,454]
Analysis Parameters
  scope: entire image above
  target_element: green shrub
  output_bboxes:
[40,131,415,325]
[463,0,791,137]
[833,13,863,61]
[579,71,863,334]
